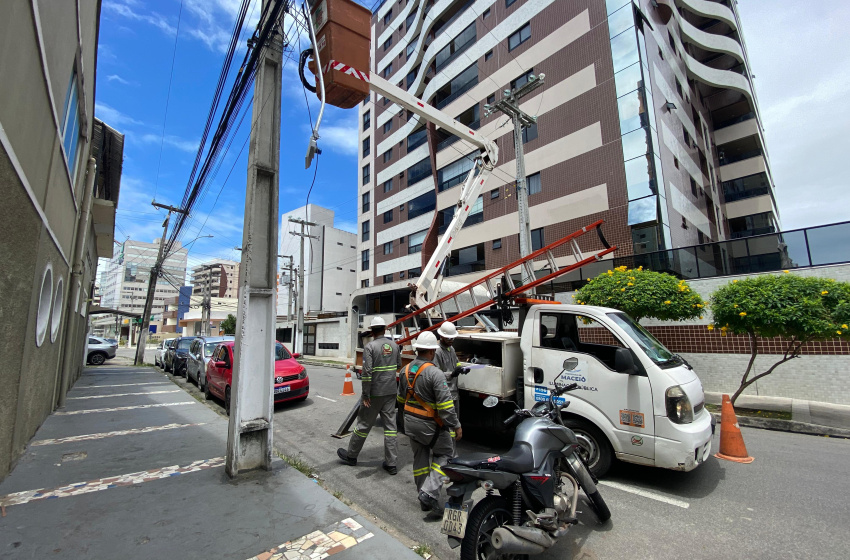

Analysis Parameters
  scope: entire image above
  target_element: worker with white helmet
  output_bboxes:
[434,322,469,455]
[397,330,461,515]
[337,316,401,474]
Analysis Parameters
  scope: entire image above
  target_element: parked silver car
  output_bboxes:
[187,336,234,391]
[87,336,117,366]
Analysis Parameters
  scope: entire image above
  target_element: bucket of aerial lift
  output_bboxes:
[307,0,371,108]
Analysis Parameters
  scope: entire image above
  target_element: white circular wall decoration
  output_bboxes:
[35,262,54,347]
[50,275,64,343]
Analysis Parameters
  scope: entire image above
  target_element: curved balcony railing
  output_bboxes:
[674,0,738,31]
[682,49,753,104]
[677,13,744,63]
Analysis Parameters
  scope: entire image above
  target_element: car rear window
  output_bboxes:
[178,339,194,350]
[204,342,218,357]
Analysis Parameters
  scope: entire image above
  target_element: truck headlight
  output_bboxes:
[298,368,307,380]
[665,385,693,424]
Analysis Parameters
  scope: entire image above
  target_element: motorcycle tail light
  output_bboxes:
[443,467,466,482]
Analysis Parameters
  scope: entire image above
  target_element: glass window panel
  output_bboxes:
[617,88,648,135]
[606,0,630,16]
[608,3,635,39]
[645,86,658,132]
[658,190,670,226]
[628,195,657,226]
[624,155,655,200]
[661,225,672,251]
[804,224,850,266]
[780,230,810,268]
[614,62,643,98]
[637,25,649,68]
[610,28,639,74]
[621,126,651,161]
[674,247,700,279]
[528,172,541,195]
[654,155,665,196]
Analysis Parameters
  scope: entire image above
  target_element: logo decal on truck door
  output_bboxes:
[620,409,645,428]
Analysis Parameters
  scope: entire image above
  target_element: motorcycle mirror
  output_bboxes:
[483,396,499,408]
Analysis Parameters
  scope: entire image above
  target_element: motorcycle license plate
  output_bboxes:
[274,386,290,394]
[440,504,468,538]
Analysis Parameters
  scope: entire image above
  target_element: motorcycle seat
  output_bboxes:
[449,442,534,474]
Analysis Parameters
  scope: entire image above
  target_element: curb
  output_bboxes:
[710,412,850,439]
[300,359,350,370]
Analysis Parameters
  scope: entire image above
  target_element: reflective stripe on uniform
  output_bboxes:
[372,365,397,370]
[435,400,454,410]
[360,376,372,381]
[396,395,406,403]
[412,466,431,476]
[449,431,456,437]
[384,430,397,437]
[431,463,446,476]
[353,429,368,438]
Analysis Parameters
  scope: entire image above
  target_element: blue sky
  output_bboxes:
[96,0,363,274]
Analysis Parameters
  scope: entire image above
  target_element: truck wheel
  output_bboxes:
[563,418,612,478]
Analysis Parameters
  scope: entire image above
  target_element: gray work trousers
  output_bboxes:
[405,415,455,500]
[346,394,398,466]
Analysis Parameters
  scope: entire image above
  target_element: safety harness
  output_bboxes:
[402,362,443,427]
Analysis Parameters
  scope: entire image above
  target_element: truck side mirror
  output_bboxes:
[532,367,544,384]
[614,348,637,374]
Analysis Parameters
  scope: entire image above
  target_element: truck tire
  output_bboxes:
[562,417,612,478]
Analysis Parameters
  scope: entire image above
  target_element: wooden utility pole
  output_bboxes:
[134,202,186,365]
[288,217,318,353]
[485,73,545,286]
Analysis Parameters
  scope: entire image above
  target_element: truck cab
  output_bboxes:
[518,304,713,476]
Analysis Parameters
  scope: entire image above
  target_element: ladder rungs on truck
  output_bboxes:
[390,219,617,346]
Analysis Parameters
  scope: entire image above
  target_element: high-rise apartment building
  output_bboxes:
[357,0,778,292]
[190,259,240,299]
[99,239,188,317]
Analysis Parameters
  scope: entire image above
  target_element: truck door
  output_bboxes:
[531,311,655,461]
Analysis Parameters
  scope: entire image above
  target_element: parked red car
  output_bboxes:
[204,341,309,414]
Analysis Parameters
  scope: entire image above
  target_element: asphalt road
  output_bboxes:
[133,357,850,560]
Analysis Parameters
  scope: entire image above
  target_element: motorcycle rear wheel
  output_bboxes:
[460,496,529,560]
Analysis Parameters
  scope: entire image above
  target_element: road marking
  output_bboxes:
[598,480,690,509]
[68,390,182,400]
[245,517,373,560]
[315,395,338,403]
[76,382,171,389]
[0,457,224,508]
[55,402,195,415]
[31,423,207,446]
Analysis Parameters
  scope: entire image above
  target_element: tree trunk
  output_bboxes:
[731,336,804,406]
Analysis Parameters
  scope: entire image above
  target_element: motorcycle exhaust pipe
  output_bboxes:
[491,526,555,555]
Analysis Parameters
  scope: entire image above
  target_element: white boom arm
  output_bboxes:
[341,67,499,309]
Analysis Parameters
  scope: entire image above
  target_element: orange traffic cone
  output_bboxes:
[714,394,754,463]
[341,365,356,396]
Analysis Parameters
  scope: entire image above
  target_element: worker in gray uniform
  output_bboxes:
[434,322,469,456]
[397,331,461,515]
[337,317,401,475]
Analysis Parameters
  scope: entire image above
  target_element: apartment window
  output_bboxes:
[408,229,427,254]
[406,10,416,30]
[493,239,502,249]
[408,267,421,278]
[406,64,420,89]
[399,271,405,279]
[483,7,491,18]
[361,279,370,288]
[447,243,485,276]
[683,128,691,148]
[464,195,484,227]
[485,50,493,61]
[384,210,393,224]
[383,121,392,134]
[362,220,370,242]
[490,188,499,200]
[407,157,433,186]
[674,157,679,169]
[487,93,495,105]
[407,191,436,219]
[362,191,370,212]
[383,96,391,106]
[362,137,370,157]
[506,0,518,7]
[383,150,393,163]
[438,156,474,192]
[690,177,698,197]
[399,236,405,244]
[407,127,427,151]
[681,217,688,229]
[435,22,476,71]
[382,63,393,79]
[531,227,544,251]
[361,250,370,270]
[508,23,531,51]
[675,78,683,98]
[61,69,82,179]
[383,10,392,25]
[362,163,370,185]
[383,179,393,193]
[527,172,541,195]
[406,36,419,60]
[522,123,538,143]
[384,37,393,51]
[383,242,393,255]
[383,274,394,283]
[434,62,478,109]
[511,69,534,90]
[363,110,370,131]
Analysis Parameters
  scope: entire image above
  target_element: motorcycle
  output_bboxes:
[441,360,610,559]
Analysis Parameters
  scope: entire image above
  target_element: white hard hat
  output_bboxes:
[369,316,386,328]
[437,322,458,339]
[414,331,440,350]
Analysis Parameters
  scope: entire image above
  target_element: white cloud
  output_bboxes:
[139,133,199,154]
[107,74,132,85]
[95,102,144,130]
[103,0,177,36]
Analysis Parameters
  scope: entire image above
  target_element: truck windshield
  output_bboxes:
[606,313,677,366]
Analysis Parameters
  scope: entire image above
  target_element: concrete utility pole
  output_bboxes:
[280,255,295,321]
[485,73,545,286]
[134,201,187,365]
[227,0,282,478]
[288,217,318,353]
[201,264,221,336]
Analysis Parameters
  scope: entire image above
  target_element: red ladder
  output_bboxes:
[390,219,616,345]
